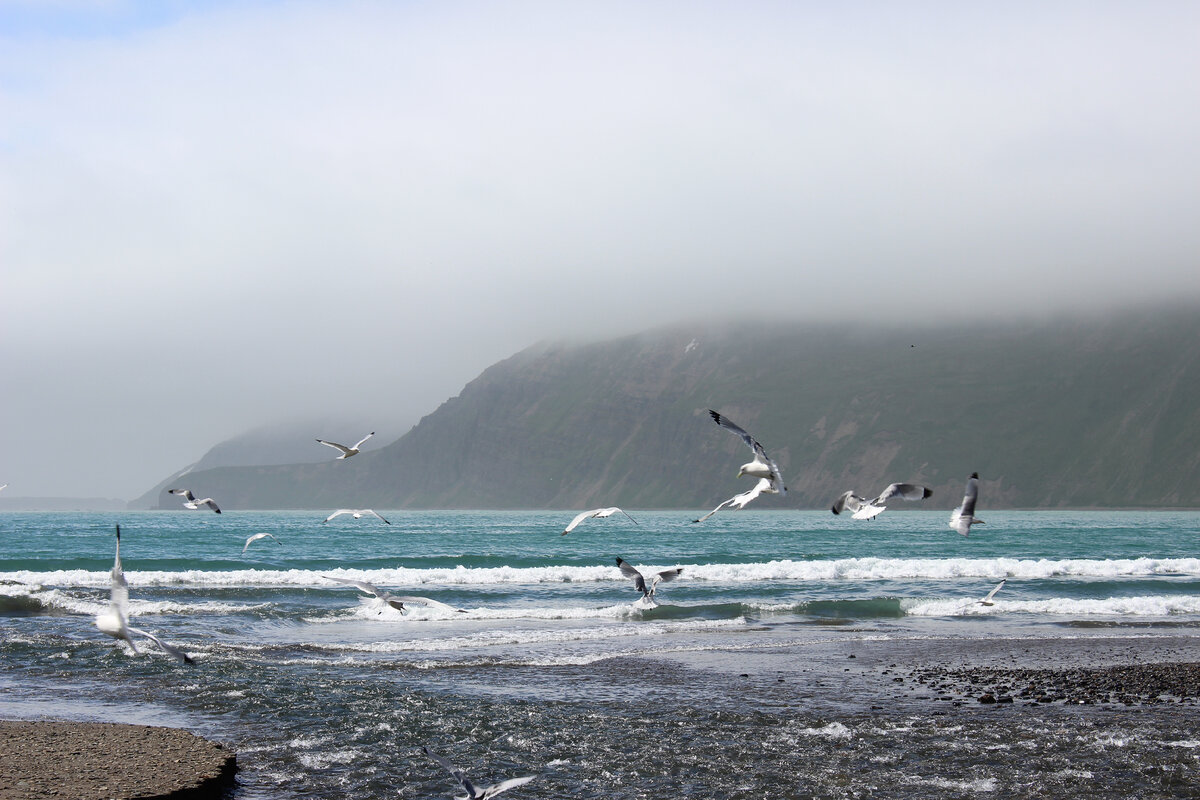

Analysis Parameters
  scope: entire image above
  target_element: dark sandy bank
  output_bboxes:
[0,720,235,800]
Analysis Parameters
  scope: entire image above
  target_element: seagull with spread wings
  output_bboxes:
[707,409,787,494]
[693,477,778,523]
[242,532,280,554]
[322,508,391,525]
[949,472,985,537]
[322,575,466,614]
[315,431,375,459]
[168,488,221,513]
[615,557,683,603]
[421,746,536,800]
[562,507,638,535]
[831,483,933,520]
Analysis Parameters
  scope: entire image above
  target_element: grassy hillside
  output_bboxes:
[136,307,1200,510]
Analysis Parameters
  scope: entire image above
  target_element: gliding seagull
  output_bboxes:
[242,532,280,554]
[979,578,1006,606]
[616,557,683,602]
[315,431,374,460]
[693,477,777,523]
[707,410,786,494]
[322,575,466,614]
[421,746,537,800]
[949,472,985,537]
[94,525,192,663]
[831,483,933,520]
[562,507,638,535]
[323,508,391,525]
[168,488,221,513]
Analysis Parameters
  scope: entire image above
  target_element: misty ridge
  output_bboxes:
[128,305,1200,512]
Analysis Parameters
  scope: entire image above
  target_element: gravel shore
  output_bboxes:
[0,721,235,800]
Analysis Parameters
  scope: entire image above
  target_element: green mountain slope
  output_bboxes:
[136,307,1200,510]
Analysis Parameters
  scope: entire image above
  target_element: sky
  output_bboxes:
[2,1,1199,500]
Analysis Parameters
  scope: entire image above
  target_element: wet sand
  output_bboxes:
[0,720,235,800]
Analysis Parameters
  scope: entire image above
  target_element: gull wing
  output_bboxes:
[393,596,467,613]
[615,558,648,594]
[562,509,599,534]
[979,578,1006,605]
[874,483,932,505]
[200,498,222,514]
[323,509,352,523]
[351,431,375,450]
[959,473,979,518]
[693,494,739,523]
[364,509,391,524]
[708,409,759,453]
[168,488,196,502]
[422,746,468,784]
[831,491,864,515]
[322,575,384,597]
[480,775,536,798]
[128,626,193,664]
[653,568,684,587]
[316,439,353,456]
[242,532,278,554]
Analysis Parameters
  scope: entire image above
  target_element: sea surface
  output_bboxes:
[2,509,1199,799]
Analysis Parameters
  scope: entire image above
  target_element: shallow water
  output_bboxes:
[2,510,1199,798]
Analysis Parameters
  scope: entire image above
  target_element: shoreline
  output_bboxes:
[0,721,235,800]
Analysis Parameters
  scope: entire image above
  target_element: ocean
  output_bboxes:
[2,509,1199,798]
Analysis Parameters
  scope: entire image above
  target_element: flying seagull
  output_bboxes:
[979,578,1006,606]
[693,477,778,523]
[615,557,683,602]
[322,575,466,614]
[831,483,933,520]
[707,409,786,494]
[315,431,375,459]
[421,746,537,800]
[94,525,192,663]
[242,532,280,554]
[168,488,221,513]
[949,472,985,537]
[562,507,638,535]
[322,508,391,525]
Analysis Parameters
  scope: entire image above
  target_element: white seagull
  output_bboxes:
[616,557,683,602]
[707,409,786,494]
[315,431,375,460]
[949,472,985,537]
[242,532,280,554]
[562,507,638,535]
[693,477,777,523]
[322,575,466,614]
[94,525,192,663]
[831,483,933,520]
[168,488,221,514]
[979,578,1006,606]
[323,508,391,525]
[421,746,537,800]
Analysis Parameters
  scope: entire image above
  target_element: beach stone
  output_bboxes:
[0,720,235,800]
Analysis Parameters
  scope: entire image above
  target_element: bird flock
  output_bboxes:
[90,415,990,799]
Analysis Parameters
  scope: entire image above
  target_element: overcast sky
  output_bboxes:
[2,1,1198,500]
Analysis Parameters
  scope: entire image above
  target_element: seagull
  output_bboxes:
[95,525,192,663]
[168,488,221,513]
[706,410,786,494]
[615,557,683,602]
[322,508,390,525]
[979,578,1006,606]
[562,507,638,535]
[315,431,375,460]
[949,472,985,537]
[693,477,777,523]
[242,532,280,554]
[421,746,537,800]
[831,483,933,520]
[322,575,466,614]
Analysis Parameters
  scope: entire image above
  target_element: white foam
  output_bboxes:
[8,556,1200,590]
[905,595,1200,617]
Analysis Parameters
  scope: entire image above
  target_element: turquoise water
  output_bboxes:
[2,509,1199,798]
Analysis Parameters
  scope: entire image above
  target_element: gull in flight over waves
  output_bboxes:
[616,557,683,604]
[693,477,777,523]
[168,488,221,513]
[95,525,192,663]
[562,507,638,535]
[322,575,466,614]
[315,431,375,459]
[421,746,537,800]
[949,472,985,537]
[707,409,786,494]
[323,508,391,525]
[831,483,933,520]
[242,532,280,554]
[979,578,1006,606]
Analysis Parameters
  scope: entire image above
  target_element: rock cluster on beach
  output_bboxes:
[901,661,1200,706]
[0,720,235,800]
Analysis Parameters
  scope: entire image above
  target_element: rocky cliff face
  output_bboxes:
[134,307,1200,510]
